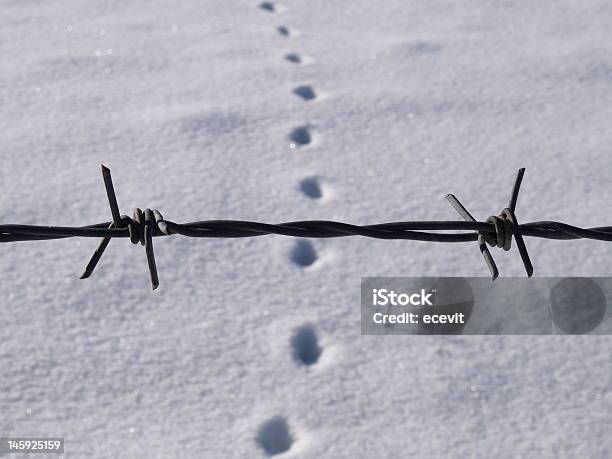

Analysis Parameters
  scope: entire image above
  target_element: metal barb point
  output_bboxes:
[446,193,499,281]
[80,165,122,280]
[101,164,122,226]
[505,168,533,277]
[79,222,114,279]
[508,168,525,212]
[144,209,159,290]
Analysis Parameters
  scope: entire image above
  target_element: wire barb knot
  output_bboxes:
[482,213,513,250]
[79,166,171,290]
[123,208,170,245]
[446,168,533,281]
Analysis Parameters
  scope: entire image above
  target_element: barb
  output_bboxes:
[1,166,611,290]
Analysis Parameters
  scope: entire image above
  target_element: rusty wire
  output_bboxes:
[2,166,610,290]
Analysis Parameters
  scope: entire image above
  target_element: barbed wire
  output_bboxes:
[2,166,611,290]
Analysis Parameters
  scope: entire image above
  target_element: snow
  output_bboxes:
[1,0,612,457]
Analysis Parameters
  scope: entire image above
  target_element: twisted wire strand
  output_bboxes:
[1,166,610,290]
[4,220,612,242]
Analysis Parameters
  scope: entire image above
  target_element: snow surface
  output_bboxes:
[2,0,612,457]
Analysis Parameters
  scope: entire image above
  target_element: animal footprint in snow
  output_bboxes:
[259,2,285,13]
[293,85,317,101]
[290,240,318,267]
[277,25,293,36]
[291,324,322,366]
[288,125,313,148]
[285,53,312,65]
[299,177,324,199]
[256,416,294,456]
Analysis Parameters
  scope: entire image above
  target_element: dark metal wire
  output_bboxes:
[1,166,610,290]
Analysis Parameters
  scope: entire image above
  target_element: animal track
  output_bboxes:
[299,177,323,199]
[289,125,312,148]
[259,2,276,12]
[293,85,316,101]
[256,416,294,456]
[285,53,312,65]
[291,240,318,267]
[285,53,302,64]
[277,25,291,36]
[291,324,322,366]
